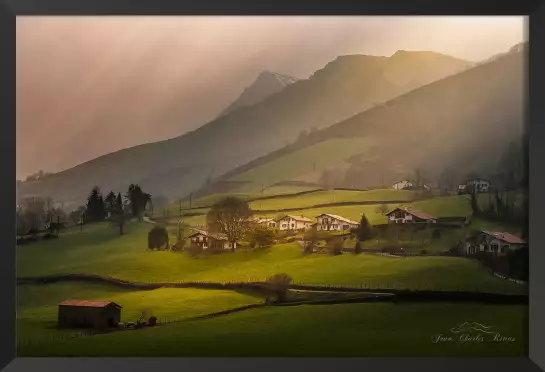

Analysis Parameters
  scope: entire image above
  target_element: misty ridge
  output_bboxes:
[17,42,527,207]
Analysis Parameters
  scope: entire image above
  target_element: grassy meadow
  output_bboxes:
[18,301,527,357]
[17,282,261,341]
[16,190,527,357]
[16,221,523,294]
[229,137,378,191]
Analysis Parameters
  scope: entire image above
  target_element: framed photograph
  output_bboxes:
[3,1,545,371]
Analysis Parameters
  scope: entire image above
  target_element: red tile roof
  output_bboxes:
[316,213,359,225]
[282,215,313,223]
[59,300,121,308]
[187,228,228,241]
[482,231,526,244]
[386,207,436,221]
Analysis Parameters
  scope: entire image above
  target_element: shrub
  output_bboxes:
[303,241,314,255]
[354,241,362,254]
[248,225,276,249]
[171,239,186,252]
[419,249,428,255]
[266,273,293,303]
[326,237,344,256]
[148,226,169,250]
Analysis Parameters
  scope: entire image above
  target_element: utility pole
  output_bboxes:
[261,183,264,197]
[179,199,182,217]
[57,215,60,236]
[189,193,193,209]
[80,215,83,233]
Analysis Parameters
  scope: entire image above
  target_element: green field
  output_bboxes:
[161,193,475,229]
[16,190,527,357]
[17,282,261,341]
[229,137,378,191]
[18,301,526,357]
[250,189,419,211]
[16,222,523,294]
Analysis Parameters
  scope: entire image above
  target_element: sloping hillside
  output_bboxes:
[218,71,299,117]
[202,45,525,195]
[18,51,470,204]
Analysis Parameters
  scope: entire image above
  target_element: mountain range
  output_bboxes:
[218,71,299,117]
[20,47,517,206]
[199,44,525,196]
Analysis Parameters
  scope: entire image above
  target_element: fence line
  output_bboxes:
[17,270,527,296]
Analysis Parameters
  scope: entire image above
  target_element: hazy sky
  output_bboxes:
[16,16,526,180]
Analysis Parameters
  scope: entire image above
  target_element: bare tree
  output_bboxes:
[206,196,253,252]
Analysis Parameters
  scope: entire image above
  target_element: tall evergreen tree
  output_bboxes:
[126,184,151,219]
[110,192,127,235]
[104,191,117,216]
[86,186,106,222]
[353,213,372,252]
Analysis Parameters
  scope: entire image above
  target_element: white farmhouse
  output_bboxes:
[186,228,236,251]
[465,230,526,256]
[315,213,359,231]
[469,179,490,193]
[277,215,313,231]
[392,180,413,190]
[386,207,437,224]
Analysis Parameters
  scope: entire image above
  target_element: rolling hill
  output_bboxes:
[200,44,526,195]
[18,50,470,205]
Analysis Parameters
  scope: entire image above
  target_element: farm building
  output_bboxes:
[459,179,490,194]
[187,228,236,250]
[277,215,313,231]
[58,300,122,329]
[315,213,359,231]
[465,230,526,256]
[392,180,413,190]
[386,207,437,224]
[252,217,278,228]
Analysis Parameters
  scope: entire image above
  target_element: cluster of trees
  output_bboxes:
[60,184,153,236]
[16,196,67,236]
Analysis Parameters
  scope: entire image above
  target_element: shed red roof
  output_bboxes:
[481,231,526,244]
[59,300,122,308]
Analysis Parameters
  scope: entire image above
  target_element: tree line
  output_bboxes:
[16,183,153,237]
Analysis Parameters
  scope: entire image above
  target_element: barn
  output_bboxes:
[58,300,122,329]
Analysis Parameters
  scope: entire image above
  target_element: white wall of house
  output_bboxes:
[278,217,311,231]
[190,233,234,250]
[316,216,357,231]
[392,180,412,190]
[466,180,490,193]
[465,234,523,256]
[388,211,413,224]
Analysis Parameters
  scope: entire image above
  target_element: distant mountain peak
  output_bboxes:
[218,70,300,117]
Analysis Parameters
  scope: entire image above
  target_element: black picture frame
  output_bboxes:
[3,1,544,371]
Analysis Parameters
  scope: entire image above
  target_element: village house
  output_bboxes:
[187,229,236,250]
[465,230,526,256]
[459,179,491,194]
[277,215,313,231]
[252,217,278,228]
[392,180,413,190]
[315,213,359,231]
[386,207,437,224]
[58,300,122,329]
